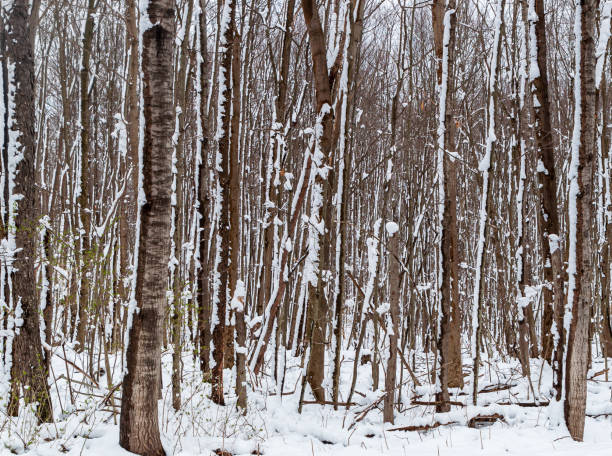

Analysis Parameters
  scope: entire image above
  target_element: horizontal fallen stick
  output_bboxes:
[389,421,457,432]
[478,383,516,393]
[411,399,465,407]
[301,400,357,406]
[496,401,549,407]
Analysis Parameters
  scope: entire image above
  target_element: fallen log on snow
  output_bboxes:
[468,413,504,428]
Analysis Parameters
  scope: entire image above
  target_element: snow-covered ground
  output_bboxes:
[1,347,611,455]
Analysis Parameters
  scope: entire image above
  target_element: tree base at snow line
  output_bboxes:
[214,449,233,456]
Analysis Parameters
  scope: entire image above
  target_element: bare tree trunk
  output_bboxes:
[432,0,459,413]
[528,0,564,371]
[75,0,96,351]
[119,1,175,454]
[211,0,236,406]
[230,30,247,412]
[472,0,504,406]
[301,0,334,403]
[564,0,596,441]
[197,0,212,376]
[332,0,365,411]
[5,0,52,423]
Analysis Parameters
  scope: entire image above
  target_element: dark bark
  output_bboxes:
[5,0,53,423]
[529,0,564,372]
[211,0,236,406]
[197,0,212,376]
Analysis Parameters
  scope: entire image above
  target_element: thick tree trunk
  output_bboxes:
[564,0,596,442]
[119,1,175,454]
[5,0,53,423]
[432,0,460,413]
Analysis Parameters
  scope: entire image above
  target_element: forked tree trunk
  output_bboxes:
[119,1,175,454]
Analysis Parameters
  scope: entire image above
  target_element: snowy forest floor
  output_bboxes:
[1,346,611,456]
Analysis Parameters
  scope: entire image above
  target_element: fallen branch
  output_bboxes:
[496,401,549,407]
[411,399,465,407]
[389,421,457,432]
[468,413,504,428]
[301,400,357,406]
[349,393,387,430]
[478,383,516,393]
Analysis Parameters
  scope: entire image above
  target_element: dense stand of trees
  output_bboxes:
[0,0,610,453]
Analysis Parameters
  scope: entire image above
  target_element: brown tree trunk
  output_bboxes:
[564,0,596,442]
[432,0,460,413]
[5,0,53,423]
[332,0,365,411]
[529,0,564,370]
[75,0,96,351]
[211,0,236,406]
[170,0,195,412]
[301,0,334,403]
[197,0,212,376]
[230,30,247,412]
[119,1,175,454]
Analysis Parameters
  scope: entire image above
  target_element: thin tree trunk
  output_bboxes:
[197,0,212,377]
[528,0,564,371]
[432,0,459,413]
[75,0,96,351]
[472,0,504,406]
[211,0,237,406]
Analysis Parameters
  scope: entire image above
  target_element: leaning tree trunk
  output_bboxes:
[5,0,53,423]
[564,0,596,442]
[119,1,175,454]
